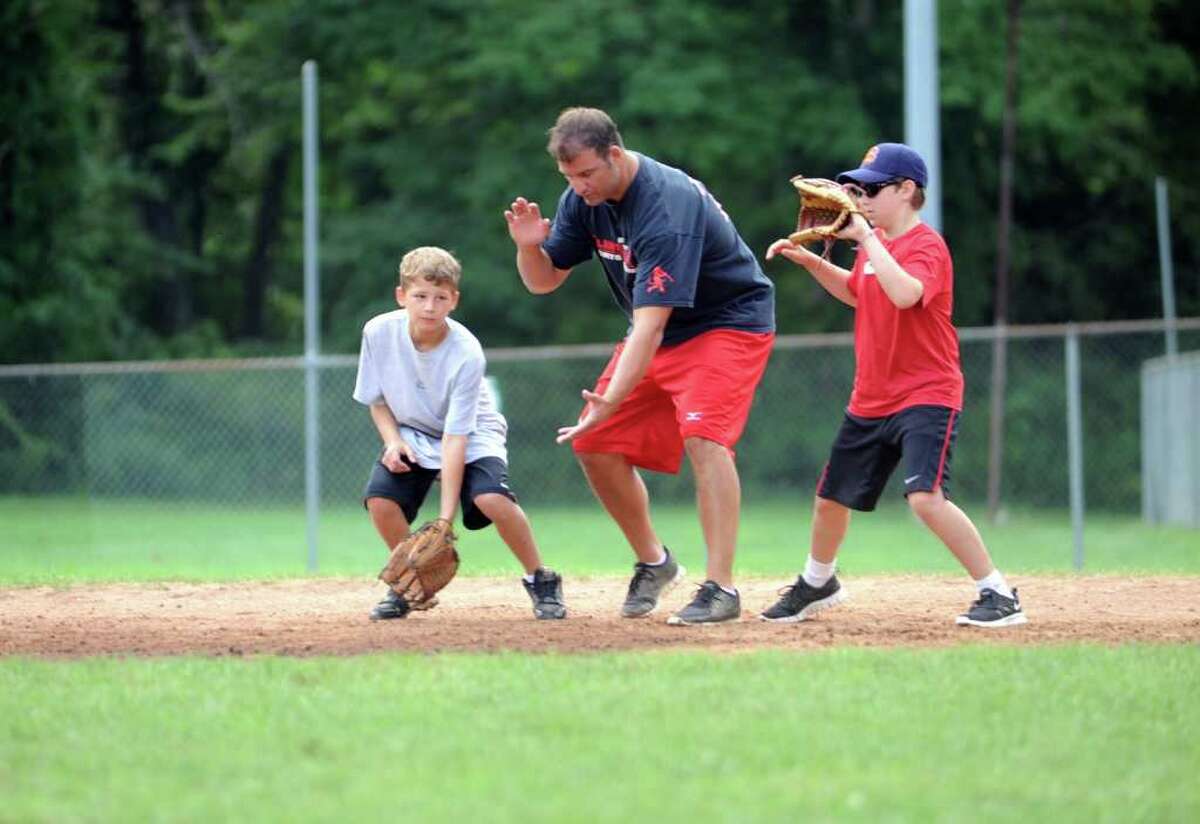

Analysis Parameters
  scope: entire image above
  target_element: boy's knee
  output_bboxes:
[366,496,398,515]
[814,495,847,518]
[472,492,515,516]
[907,490,944,521]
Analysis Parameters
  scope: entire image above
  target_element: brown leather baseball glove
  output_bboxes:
[788,176,862,257]
[378,518,459,610]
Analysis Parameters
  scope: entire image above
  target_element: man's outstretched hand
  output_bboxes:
[504,197,552,247]
[556,390,617,444]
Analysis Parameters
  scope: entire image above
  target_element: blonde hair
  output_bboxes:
[398,246,461,290]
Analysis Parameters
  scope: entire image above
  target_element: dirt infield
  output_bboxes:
[3,574,1198,658]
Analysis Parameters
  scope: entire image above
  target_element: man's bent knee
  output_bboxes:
[576,450,629,471]
[683,436,732,463]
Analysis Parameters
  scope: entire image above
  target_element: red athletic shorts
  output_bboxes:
[571,329,775,474]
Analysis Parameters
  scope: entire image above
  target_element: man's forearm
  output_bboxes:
[516,245,568,294]
[602,323,664,406]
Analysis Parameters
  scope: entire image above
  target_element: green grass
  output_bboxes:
[2,646,1197,823]
[0,496,1196,584]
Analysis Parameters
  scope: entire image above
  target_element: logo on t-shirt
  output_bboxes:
[863,261,876,276]
[647,266,675,294]
[596,237,636,275]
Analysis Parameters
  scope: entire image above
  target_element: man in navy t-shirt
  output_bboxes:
[504,107,775,625]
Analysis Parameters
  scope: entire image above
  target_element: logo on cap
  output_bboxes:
[862,145,879,165]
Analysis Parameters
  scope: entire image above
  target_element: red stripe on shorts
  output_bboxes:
[816,462,829,495]
[933,409,957,491]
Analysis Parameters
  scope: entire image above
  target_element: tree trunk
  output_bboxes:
[106,0,190,335]
[241,143,293,340]
[987,0,1022,522]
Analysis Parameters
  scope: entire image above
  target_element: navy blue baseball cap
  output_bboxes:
[836,143,928,188]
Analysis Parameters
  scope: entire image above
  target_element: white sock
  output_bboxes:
[645,547,668,566]
[975,570,1013,599]
[802,555,836,588]
[719,584,738,597]
[523,573,536,584]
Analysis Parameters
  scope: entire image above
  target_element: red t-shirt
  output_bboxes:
[845,223,964,417]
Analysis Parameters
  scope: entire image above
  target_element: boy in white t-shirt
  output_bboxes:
[353,246,566,621]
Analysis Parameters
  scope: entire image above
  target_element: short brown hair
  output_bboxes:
[398,246,461,290]
[546,107,624,162]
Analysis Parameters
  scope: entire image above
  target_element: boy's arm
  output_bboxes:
[766,238,856,307]
[369,403,418,473]
[437,434,469,522]
[839,215,924,309]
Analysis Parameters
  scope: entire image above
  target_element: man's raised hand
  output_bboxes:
[504,197,552,248]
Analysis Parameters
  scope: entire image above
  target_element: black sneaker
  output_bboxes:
[666,580,741,625]
[523,568,567,620]
[759,575,847,623]
[369,589,410,621]
[956,587,1027,628]
[622,549,685,618]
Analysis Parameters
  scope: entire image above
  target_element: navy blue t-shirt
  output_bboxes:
[541,153,775,346]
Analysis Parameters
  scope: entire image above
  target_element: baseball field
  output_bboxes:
[2,497,1198,822]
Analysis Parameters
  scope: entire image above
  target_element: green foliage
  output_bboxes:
[940,0,1200,326]
[2,1,1198,363]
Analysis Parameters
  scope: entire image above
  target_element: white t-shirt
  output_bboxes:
[352,310,507,469]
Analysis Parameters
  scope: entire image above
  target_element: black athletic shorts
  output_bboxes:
[817,405,960,512]
[363,454,517,530]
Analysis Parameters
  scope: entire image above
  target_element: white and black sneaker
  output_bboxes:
[956,587,1027,628]
[523,568,567,620]
[759,575,847,623]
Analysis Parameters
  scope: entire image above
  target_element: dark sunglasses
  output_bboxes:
[847,178,904,198]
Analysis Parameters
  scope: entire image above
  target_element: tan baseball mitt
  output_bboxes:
[378,518,459,610]
[788,176,862,257]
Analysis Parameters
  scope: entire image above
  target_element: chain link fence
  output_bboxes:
[2,319,1197,524]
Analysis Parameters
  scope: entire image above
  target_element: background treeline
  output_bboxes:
[3,0,1198,365]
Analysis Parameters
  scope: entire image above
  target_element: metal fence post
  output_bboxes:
[1065,326,1085,570]
[303,61,320,573]
[1155,177,1179,359]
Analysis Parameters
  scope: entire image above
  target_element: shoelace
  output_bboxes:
[776,577,812,606]
[970,589,1017,612]
[688,582,721,607]
[533,575,562,604]
[627,564,657,597]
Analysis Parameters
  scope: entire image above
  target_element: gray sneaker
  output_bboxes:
[667,581,741,625]
[621,549,685,618]
[522,568,567,620]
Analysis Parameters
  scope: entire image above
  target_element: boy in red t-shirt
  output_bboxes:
[762,143,1025,628]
